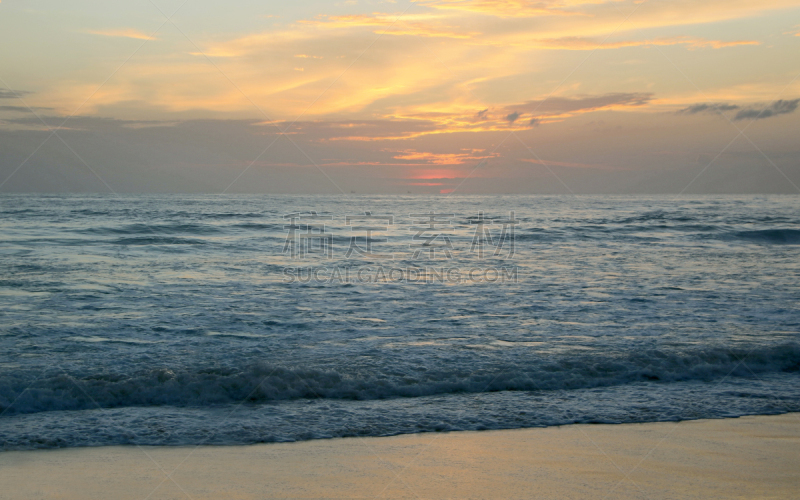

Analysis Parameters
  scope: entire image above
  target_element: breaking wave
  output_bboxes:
[2,343,798,415]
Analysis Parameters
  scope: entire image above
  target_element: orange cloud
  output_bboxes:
[409,168,464,179]
[34,0,793,129]
[414,0,585,17]
[529,35,759,50]
[323,110,555,141]
[392,149,497,164]
[85,29,156,41]
[299,13,480,38]
[348,93,651,140]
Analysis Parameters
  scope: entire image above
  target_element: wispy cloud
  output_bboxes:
[677,99,799,120]
[520,158,616,170]
[322,93,655,141]
[299,13,480,38]
[528,35,759,50]
[0,105,51,112]
[677,103,740,115]
[506,93,653,117]
[0,89,31,99]
[85,29,157,41]
[391,149,496,164]
[414,0,581,17]
[734,99,799,120]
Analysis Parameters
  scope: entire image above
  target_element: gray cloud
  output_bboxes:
[678,103,740,115]
[476,108,488,118]
[505,111,520,123]
[678,99,799,120]
[0,113,173,130]
[0,89,32,99]
[734,99,799,120]
[529,118,540,126]
[2,111,798,194]
[0,105,51,113]
[508,93,653,116]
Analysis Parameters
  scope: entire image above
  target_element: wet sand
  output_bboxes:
[1,413,797,499]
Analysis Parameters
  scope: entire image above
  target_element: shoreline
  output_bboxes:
[1,413,797,499]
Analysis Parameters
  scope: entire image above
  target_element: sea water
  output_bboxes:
[1,194,798,449]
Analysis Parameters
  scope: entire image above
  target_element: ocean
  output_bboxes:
[1,194,798,450]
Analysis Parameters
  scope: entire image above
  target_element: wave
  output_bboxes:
[512,226,800,243]
[231,222,285,230]
[206,212,270,219]
[111,236,207,245]
[78,223,222,236]
[730,229,800,244]
[2,343,798,416]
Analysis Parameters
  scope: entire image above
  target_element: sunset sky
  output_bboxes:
[1,0,798,193]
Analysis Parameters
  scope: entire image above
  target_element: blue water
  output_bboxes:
[1,194,798,449]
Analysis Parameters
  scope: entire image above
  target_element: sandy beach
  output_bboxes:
[1,413,797,499]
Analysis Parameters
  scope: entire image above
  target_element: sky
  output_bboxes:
[0,0,799,194]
